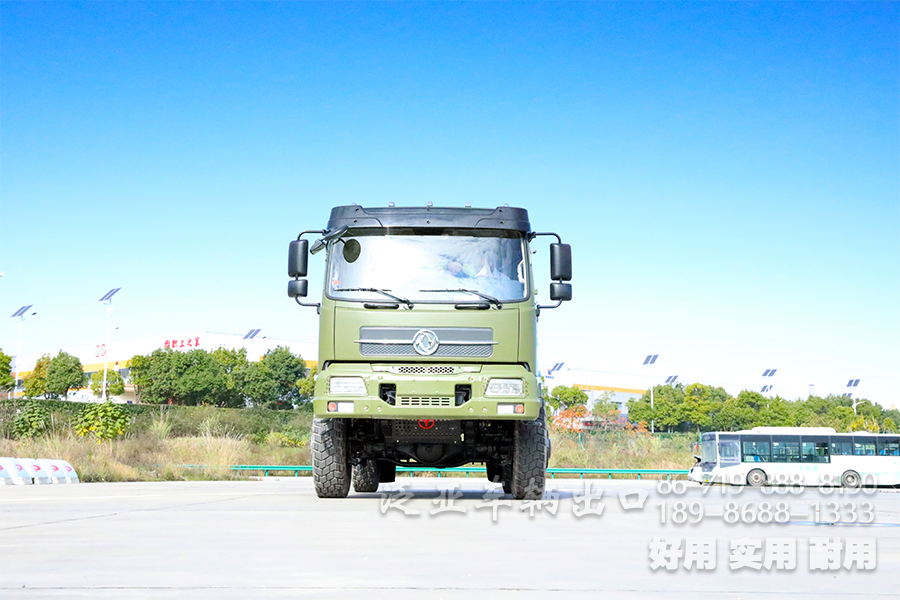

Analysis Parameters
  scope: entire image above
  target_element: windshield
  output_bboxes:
[326,229,529,303]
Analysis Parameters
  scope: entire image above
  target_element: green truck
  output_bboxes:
[287,205,572,499]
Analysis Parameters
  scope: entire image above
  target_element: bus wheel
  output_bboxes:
[747,469,767,487]
[841,470,861,488]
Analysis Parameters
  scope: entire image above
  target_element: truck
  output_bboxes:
[287,205,572,499]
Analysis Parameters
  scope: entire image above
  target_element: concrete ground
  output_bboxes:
[1,477,898,599]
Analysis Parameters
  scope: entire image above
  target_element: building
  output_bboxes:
[9,331,317,404]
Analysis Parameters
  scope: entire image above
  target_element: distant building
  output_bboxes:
[9,331,317,404]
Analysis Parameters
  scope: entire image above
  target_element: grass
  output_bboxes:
[0,399,697,482]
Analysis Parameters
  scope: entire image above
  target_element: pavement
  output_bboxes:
[1,477,898,599]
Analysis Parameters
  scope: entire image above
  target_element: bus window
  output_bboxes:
[801,439,829,463]
[853,437,876,456]
[876,437,900,456]
[718,440,740,466]
[830,439,852,455]
[701,439,717,464]
[742,438,770,462]
[771,437,800,462]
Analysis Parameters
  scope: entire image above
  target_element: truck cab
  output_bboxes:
[288,205,572,498]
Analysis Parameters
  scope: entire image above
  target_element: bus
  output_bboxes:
[688,427,900,487]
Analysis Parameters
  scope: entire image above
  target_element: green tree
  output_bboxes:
[129,348,226,405]
[883,417,897,433]
[547,385,589,411]
[260,346,307,407]
[713,396,756,431]
[592,390,619,417]
[46,351,87,399]
[753,396,795,427]
[90,368,126,398]
[23,354,51,398]
[210,347,249,408]
[296,365,318,402]
[0,348,14,393]
[234,361,279,408]
[627,383,684,432]
[679,383,728,431]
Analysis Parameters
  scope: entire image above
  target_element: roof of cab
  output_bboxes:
[326,205,531,234]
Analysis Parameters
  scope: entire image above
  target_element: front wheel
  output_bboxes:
[747,469,767,487]
[312,418,351,498]
[511,405,548,500]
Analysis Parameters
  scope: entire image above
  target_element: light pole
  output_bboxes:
[98,288,121,402]
[761,368,777,409]
[10,305,36,399]
[845,378,861,414]
[643,354,658,433]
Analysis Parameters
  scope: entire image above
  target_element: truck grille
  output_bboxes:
[357,327,495,358]
[391,420,461,443]
[393,365,457,375]
[397,396,454,407]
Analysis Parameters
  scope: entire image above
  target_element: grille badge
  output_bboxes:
[412,329,440,356]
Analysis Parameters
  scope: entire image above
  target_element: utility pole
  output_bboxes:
[98,288,121,402]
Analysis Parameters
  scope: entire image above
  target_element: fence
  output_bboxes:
[230,465,689,479]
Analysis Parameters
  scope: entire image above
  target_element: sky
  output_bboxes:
[1,2,897,406]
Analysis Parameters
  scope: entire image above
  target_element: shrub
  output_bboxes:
[76,402,130,443]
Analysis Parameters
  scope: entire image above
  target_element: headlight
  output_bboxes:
[485,378,524,397]
[329,377,367,395]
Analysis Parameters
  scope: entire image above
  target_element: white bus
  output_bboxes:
[688,427,900,487]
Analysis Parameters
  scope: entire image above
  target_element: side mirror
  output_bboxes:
[550,243,572,281]
[550,282,572,302]
[288,240,308,277]
[288,279,308,298]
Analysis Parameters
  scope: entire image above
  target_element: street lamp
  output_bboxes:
[643,354,658,433]
[98,288,121,402]
[761,369,777,408]
[846,379,861,414]
[10,305,36,399]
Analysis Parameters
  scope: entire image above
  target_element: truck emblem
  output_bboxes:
[412,329,440,356]
[418,419,436,429]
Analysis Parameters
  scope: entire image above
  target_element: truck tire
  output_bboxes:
[511,405,547,500]
[352,459,380,493]
[312,417,351,498]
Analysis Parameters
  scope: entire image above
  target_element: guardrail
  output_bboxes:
[230,465,689,479]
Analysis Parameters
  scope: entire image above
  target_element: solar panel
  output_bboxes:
[243,329,261,340]
[853,379,860,387]
[650,354,658,364]
[769,369,776,377]
[762,369,771,377]
[643,355,652,365]
[98,288,121,302]
[11,305,32,318]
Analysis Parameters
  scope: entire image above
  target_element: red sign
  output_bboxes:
[164,337,201,349]
[417,419,436,430]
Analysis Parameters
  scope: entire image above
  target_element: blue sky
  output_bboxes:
[1,2,897,405]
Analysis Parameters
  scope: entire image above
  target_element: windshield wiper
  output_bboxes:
[419,289,503,309]
[334,288,413,309]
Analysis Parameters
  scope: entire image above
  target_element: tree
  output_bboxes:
[547,385,589,411]
[234,361,279,408]
[679,383,727,431]
[46,351,87,399]
[260,346,306,407]
[0,348,14,393]
[713,396,756,431]
[129,348,226,405]
[296,365,318,403]
[23,354,51,398]
[210,347,249,408]
[90,368,126,398]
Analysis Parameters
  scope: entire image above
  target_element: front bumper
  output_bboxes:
[313,362,541,420]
